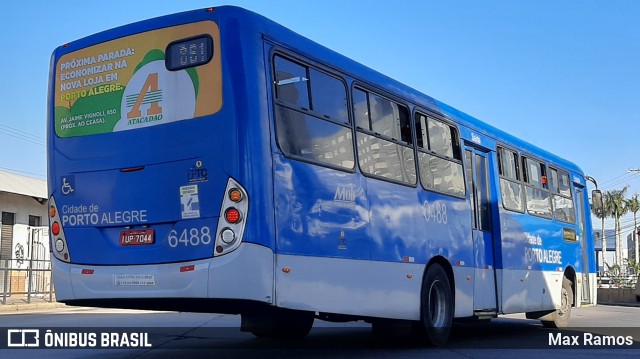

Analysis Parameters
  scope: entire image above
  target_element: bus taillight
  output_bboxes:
[220,228,236,244]
[52,222,61,236]
[225,208,241,224]
[228,188,243,202]
[48,196,71,263]
[215,179,248,257]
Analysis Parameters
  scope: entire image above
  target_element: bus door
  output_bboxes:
[464,147,498,312]
[573,184,591,304]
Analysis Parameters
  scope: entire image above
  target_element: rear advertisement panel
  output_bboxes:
[54,21,222,138]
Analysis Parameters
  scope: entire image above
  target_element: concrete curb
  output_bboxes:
[0,301,67,312]
[598,302,640,308]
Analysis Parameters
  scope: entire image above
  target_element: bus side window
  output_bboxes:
[550,168,576,224]
[497,147,524,212]
[273,55,355,170]
[415,113,465,197]
[274,56,310,109]
[353,88,370,131]
[354,88,416,184]
[522,156,552,218]
[309,68,348,123]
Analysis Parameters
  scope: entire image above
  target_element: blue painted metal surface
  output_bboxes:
[48,5,596,291]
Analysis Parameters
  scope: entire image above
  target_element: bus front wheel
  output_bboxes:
[540,277,573,328]
[417,263,454,346]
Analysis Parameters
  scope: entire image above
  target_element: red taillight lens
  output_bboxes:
[225,208,241,224]
[52,222,60,236]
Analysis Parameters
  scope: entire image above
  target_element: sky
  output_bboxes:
[2,1,640,238]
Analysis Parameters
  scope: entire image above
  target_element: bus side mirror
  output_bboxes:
[592,189,604,216]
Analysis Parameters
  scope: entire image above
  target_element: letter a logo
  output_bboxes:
[127,73,163,119]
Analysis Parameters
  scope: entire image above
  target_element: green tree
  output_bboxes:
[627,194,640,265]
[604,188,629,266]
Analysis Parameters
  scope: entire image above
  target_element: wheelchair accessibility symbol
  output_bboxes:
[61,176,75,195]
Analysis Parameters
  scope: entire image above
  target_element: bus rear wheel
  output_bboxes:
[241,307,315,339]
[541,277,573,328]
[417,263,453,346]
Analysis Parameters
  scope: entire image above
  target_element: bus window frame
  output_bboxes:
[413,108,466,199]
[549,166,577,225]
[351,82,418,188]
[521,153,553,219]
[271,50,356,173]
[496,144,526,214]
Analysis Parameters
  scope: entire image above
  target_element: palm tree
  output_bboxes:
[604,188,629,266]
[626,194,640,264]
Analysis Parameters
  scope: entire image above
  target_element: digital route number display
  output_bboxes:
[166,35,213,71]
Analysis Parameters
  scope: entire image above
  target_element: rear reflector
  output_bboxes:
[180,265,195,272]
[120,166,145,172]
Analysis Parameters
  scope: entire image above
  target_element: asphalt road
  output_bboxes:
[0,305,639,358]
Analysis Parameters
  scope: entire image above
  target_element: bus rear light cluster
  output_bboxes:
[48,196,71,262]
[214,178,248,257]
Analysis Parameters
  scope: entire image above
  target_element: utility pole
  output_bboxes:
[585,176,605,273]
[628,169,640,264]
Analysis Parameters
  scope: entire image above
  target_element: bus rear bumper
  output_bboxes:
[52,243,274,304]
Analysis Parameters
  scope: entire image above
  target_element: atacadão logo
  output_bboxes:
[114,59,196,132]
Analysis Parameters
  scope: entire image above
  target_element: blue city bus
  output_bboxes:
[47,6,603,345]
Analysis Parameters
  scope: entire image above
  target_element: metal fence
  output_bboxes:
[0,258,54,304]
[597,274,639,289]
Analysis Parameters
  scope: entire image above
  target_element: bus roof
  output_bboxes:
[53,5,583,176]
[214,6,583,176]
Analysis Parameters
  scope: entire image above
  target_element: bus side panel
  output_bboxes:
[272,155,370,260]
[272,154,428,319]
[275,254,423,320]
[221,13,278,253]
[496,209,580,313]
[366,178,475,318]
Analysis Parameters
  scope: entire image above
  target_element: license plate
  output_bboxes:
[113,274,155,286]
[119,229,154,246]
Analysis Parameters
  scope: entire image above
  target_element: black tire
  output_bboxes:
[242,308,314,339]
[419,263,454,346]
[541,277,573,328]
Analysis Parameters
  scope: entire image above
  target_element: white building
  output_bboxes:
[0,170,49,295]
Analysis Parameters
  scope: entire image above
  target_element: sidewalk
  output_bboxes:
[0,295,67,312]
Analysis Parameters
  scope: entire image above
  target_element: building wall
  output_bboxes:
[0,191,49,264]
[627,232,638,263]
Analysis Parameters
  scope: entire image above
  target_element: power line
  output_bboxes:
[600,171,635,187]
[601,173,640,191]
[0,166,45,179]
[0,123,45,146]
